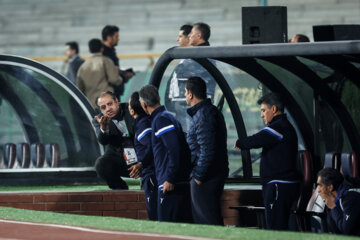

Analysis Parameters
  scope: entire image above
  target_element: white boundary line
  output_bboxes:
[0,219,219,240]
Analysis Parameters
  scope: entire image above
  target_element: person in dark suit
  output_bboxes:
[93,91,134,189]
[64,41,84,84]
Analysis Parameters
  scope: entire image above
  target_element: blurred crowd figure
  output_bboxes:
[102,25,135,100]
[290,34,310,43]
[77,39,122,107]
[63,41,84,84]
[165,23,217,132]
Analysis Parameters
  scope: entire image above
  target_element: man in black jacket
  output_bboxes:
[101,25,134,99]
[93,91,134,189]
[185,77,229,225]
[235,93,300,230]
[317,168,360,236]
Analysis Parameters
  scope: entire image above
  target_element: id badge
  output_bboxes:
[123,148,138,166]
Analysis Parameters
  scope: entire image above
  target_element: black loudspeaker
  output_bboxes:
[313,25,360,41]
[242,6,287,44]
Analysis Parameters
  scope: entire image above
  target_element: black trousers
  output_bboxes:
[190,176,225,225]
[262,182,300,230]
[157,183,192,223]
[142,175,158,220]
[95,150,130,189]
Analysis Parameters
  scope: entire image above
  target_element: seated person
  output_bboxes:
[93,91,134,189]
[317,168,360,236]
[127,91,158,220]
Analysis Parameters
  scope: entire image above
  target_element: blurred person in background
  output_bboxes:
[290,34,310,43]
[165,24,193,131]
[77,38,122,108]
[63,41,84,84]
[102,25,134,100]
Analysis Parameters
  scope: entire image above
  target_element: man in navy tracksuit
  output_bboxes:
[317,168,360,236]
[185,77,229,225]
[127,91,157,220]
[235,93,300,230]
[139,85,192,223]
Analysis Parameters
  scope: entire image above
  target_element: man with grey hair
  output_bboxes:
[139,85,192,223]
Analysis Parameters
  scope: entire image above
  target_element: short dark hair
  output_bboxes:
[186,76,207,100]
[318,168,344,191]
[88,39,103,53]
[130,91,146,117]
[180,24,193,36]
[194,22,211,41]
[65,41,79,54]
[296,34,310,42]
[95,91,117,107]
[102,25,119,41]
[257,93,284,113]
[139,85,160,107]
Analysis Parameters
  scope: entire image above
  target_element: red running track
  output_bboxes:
[0,219,218,240]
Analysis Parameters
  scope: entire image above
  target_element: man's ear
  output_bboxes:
[328,184,334,192]
[271,105,278,113]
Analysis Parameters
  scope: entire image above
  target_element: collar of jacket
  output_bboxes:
[103,44,116,53]
[197,41,210,46]
[91,53,103,57]
[187,98,211,117]
[134,115,148,124]
[268,113,286,125]
[150,106,165,120]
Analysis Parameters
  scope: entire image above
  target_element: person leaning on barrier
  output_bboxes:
[77,39,122,108]
[139,85,192,223]
[234,92,301,230]
[185,76,229,225]
[317,168,360,236]
[127,91,158,220]
[92,91,134,190]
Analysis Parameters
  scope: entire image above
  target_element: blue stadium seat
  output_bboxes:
[30,143,45,168]
[341,152,359,178]
[16,143,30,168]
[45,143,60,168]
[3,143,16,168]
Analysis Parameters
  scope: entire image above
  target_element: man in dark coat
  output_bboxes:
[235,92,300,230]
[127,91,158,220]
[317,168,360,236]
[93,91,134,189]
[185,76,228,225]
[139,85,192,223]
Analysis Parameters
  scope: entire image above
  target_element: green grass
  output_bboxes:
[0,207,358,240]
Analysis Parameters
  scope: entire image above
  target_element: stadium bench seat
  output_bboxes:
[31,143,45,168]
[3,143,16,168]
[341,152,359,178]
[16,143,31,168]
[324,152,340,170]
[45,143,60,168]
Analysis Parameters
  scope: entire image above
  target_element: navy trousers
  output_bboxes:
[262,181,300,230]
[190,176,225,225]
[142,175,158,220]
[94,151,129,189]
[157,183,192,223]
